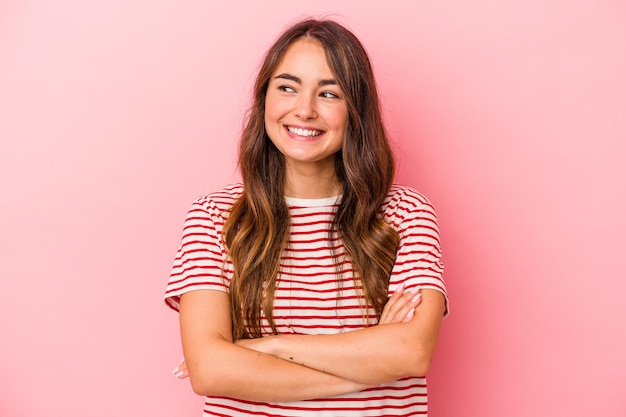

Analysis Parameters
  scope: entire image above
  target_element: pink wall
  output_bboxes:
[1,1,625,416]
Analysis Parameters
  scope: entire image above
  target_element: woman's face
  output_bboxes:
[264,38,348,174]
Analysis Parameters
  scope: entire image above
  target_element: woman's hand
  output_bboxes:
[379,284,422,324]
[172,358,188,379]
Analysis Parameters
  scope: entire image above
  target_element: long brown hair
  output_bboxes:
[223,19,400,339]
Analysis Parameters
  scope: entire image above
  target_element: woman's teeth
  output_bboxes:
[287,126,322,137]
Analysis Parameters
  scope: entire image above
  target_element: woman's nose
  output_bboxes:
[294,93,317,120]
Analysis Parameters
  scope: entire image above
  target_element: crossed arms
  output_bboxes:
[177,285,445,402]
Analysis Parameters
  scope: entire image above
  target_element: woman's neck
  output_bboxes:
[283,163,341,199]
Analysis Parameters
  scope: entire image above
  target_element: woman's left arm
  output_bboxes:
[239,288,446,385]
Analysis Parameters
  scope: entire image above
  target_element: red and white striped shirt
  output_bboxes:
[165,183,447,416]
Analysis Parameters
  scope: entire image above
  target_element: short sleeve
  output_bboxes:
[385,186,449,316]
[164,197,230,312]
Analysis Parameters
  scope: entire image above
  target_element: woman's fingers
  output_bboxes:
[379,284,405,324]
[380,286,422,324]
[172,358,188,379]
[402,292,422,323]
[398,291,421,323]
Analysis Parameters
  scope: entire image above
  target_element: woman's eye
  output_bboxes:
[320,91,339,99]
[278,85,296,93]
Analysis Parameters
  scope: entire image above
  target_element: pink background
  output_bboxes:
[1,1,625,416]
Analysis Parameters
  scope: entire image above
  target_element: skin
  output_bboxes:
[175,38,447,400]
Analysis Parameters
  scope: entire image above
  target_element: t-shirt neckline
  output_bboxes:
[284,195,341,207]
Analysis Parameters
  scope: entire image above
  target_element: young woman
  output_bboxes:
[165,18,448,416]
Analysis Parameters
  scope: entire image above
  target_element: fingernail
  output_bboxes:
[411,292,421,303]
[175,371,184,378]
[172,366,179,375]
[406,308,415,320]
[394,283,405,294]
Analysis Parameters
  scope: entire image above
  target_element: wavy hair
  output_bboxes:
[223,19,400,339]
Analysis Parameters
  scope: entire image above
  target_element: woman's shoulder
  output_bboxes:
[190,183,244,215]
[383,184,439,231]
[203,182,245,201]
[383,184,438,222]
[386,184,434,208]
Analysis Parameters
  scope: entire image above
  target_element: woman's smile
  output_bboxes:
[284,125,325,139]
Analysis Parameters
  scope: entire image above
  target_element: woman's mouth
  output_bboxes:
[286,126,324,138]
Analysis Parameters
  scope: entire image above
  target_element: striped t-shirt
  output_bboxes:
[164,183,447,416]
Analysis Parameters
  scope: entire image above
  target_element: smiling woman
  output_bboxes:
[264,38,347,194]
[164,18,447,417]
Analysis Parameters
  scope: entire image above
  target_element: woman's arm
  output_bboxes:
[179,289,371,402]
[238,288,446,385]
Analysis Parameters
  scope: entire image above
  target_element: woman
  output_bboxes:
[165,18,448,416]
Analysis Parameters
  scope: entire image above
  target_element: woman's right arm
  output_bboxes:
[179,289,370,402]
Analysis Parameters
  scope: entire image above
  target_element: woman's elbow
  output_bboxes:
[188,367,229,397]
[411,356,433,377]
[401,347,435,378]
[189,374,215,396]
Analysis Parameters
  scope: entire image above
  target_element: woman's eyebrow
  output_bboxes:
[274,73,337,86]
